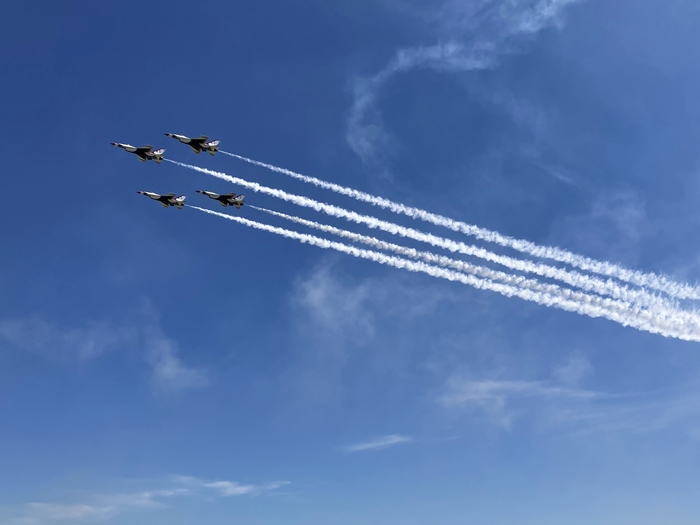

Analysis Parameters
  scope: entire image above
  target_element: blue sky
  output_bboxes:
[2,0,700,523]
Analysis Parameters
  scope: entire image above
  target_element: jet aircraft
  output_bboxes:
[165,133,220,155]
[111,143,165,163]
[137,191,186,209]
[196,190,245,208]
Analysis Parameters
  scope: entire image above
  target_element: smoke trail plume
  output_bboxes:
[169,160,681,311]
[220,151,700,299]
[189,205,700,342]
[249,205,700,326]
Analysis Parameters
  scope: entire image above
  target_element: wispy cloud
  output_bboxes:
[548,189,648,267]
[7,477,288,524]
[17,503,117,524]
[0,317,133,362]
[175,476,290,497]
[441,378,601,406]
[347,0,582,171]
[285,259,473,406]
[440,377,601,427]
[440,374,700,434]
[287,261,375,404]
[0,301,208,394]
[553,353,593,385]
[342,434,412,452]
[10,488,189,525]
[141,319,209,393]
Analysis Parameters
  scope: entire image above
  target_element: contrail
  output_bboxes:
[188,205,700,342]
[220,150,700,300]
[249,205,700,326]
[169,160,680,310]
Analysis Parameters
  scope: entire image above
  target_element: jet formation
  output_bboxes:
[114,134,246,211]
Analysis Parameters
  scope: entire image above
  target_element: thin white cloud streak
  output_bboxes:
[188,205,700,341]
[20,503,117,523]
[9,477,287,524]
[440,377,700,435]
[202,481,290,497]
[440,377,611,429]
[11,489,190,525]
[249,205,700,326]
[342,434,412,452]
[174,476,290,497]
[172,160,696,315]
[219,151,700,300]
[10,503,121,525]
[441,379,601,407]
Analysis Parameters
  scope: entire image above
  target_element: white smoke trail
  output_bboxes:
[188,205,700,342]
[220,150,700,300]
[249,205,700,326]
[169,160,680,311]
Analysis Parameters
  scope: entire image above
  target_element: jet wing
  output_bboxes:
[187,136,208,153]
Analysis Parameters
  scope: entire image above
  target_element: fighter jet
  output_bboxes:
[111,143,165,163]
[164,134,220,156]
[196,190,245,209]
[137,191,186,209]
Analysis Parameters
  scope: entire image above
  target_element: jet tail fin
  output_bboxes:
[206,139,220,155]
[151,148,165,163]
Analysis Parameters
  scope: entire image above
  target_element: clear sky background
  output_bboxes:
[2,1,700,524]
